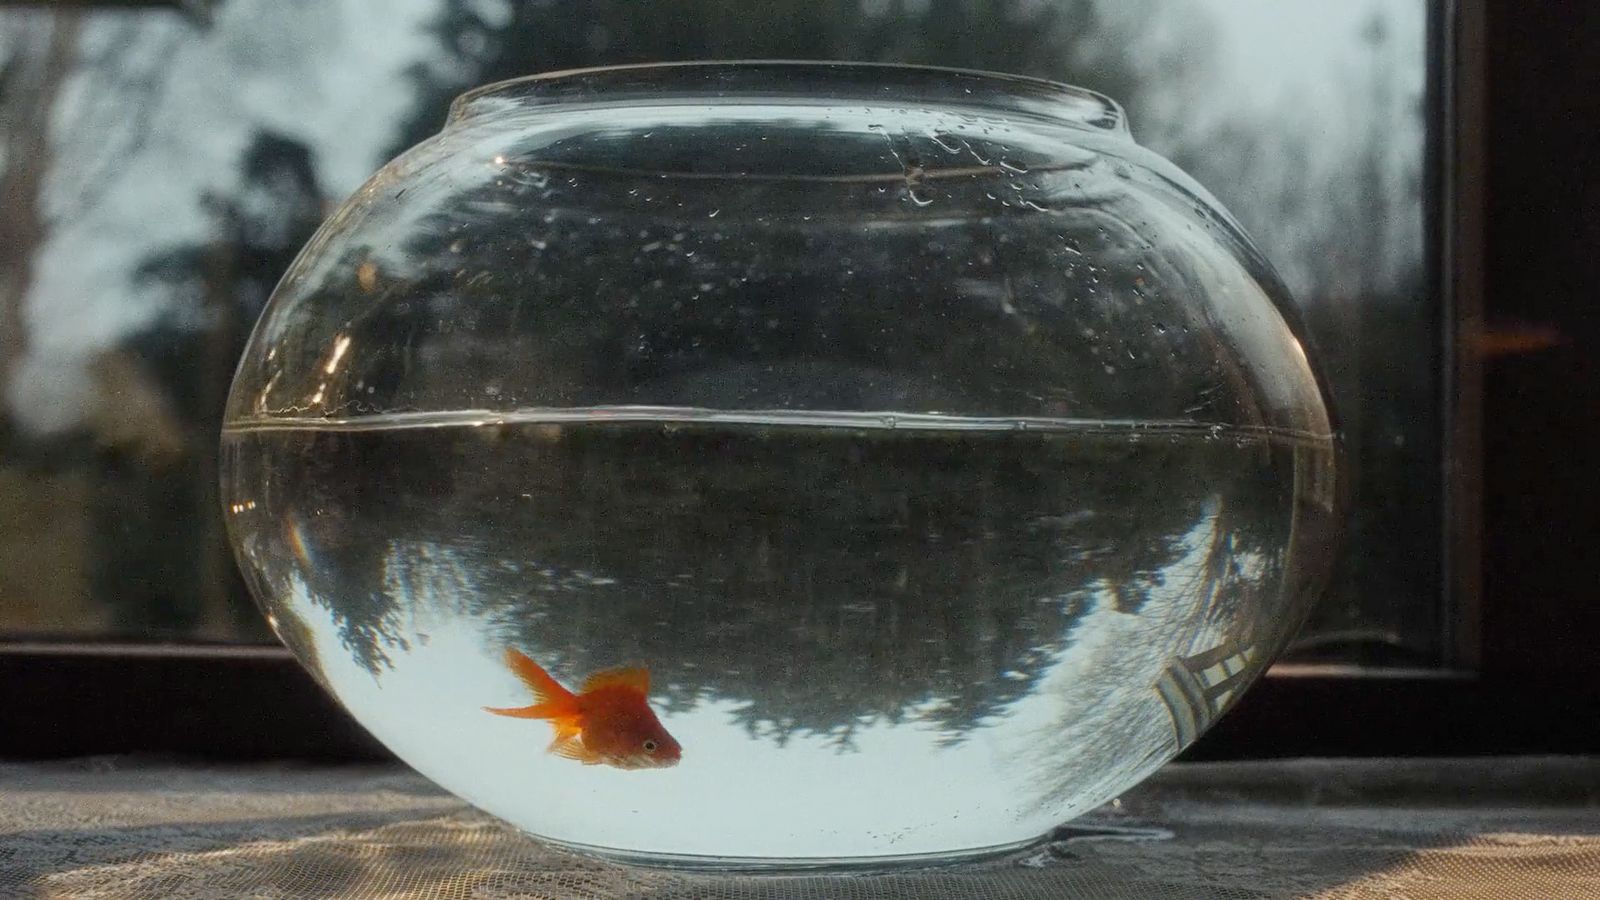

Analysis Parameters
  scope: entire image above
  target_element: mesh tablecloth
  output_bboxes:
[3,756,1599,899]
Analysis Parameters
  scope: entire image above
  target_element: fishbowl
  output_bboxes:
[221,61,1340,868]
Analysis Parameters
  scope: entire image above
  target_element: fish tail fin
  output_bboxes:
[482,702,563,720]
[502,647,577,708]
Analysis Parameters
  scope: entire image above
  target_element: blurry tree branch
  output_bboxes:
[51,21,185,223]
[0,12,79,424]
[0,1,216,29]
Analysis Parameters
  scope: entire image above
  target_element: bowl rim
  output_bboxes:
[447,59,1128,135]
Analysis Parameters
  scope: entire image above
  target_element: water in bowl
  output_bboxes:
[220,407,1334,866]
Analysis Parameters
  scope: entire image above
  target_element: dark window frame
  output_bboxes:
[6,0,1600,762]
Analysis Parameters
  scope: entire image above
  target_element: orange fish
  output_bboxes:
[484,648,682,770]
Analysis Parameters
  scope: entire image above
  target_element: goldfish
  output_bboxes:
[484,647,681,770]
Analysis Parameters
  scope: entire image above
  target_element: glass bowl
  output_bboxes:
[221,61,1340,869]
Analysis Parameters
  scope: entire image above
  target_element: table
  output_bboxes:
[4,757,1598,899]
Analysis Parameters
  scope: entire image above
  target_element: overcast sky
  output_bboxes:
[1193,0,1425,113]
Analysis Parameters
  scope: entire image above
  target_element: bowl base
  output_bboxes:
[523,831,1059,874]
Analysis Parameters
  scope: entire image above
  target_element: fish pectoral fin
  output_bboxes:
[580,666,651,695]
[550,737,597,764]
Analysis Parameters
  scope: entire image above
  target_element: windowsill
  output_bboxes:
[4,756,1597,897]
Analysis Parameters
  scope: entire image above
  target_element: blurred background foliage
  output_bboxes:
[0,0,1435,666]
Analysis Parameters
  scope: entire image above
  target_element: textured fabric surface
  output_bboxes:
[3,757,1599,899]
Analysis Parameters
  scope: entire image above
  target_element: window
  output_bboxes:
[11,0,1579,760]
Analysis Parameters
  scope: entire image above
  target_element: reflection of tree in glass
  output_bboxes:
[263,420,1281,749]
[968,442,1324,818]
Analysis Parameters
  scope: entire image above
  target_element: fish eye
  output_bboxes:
[643,739,658,752]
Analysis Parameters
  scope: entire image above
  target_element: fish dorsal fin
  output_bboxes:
[581,666,650,695]
[504,647,576,707]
